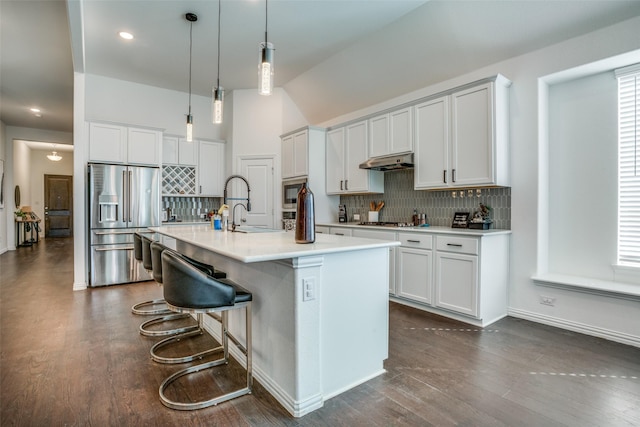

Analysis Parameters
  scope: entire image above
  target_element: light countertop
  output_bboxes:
[149,224,399,263]
[317,222,512,236]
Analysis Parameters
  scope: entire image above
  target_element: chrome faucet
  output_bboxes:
[223,175,251,231]
[230,203,247,231]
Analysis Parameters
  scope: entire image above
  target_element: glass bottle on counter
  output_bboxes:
[295,182,315,244]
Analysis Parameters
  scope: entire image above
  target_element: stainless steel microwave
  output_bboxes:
[282,177,307,210]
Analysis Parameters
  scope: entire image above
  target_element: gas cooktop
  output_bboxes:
[358,221,415,228]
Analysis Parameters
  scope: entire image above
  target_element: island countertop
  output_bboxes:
[149,224,400,263]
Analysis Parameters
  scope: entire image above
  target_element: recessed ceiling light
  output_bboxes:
[119,31,134,40]
[30,108,40,113]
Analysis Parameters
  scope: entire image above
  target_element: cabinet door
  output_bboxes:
[293,131,309,177]
[198,141,225,196]
[89,122,127,163]
[397,247,433,305]
[389,107,413,154]
[451,83,494,186]
[344,121,369,192]
[414,97,449,189]
[281,135,295,179]
[326,128,346,194]
[128,127,161,166]
[162,136,179,164]
[178,138,197,166]
[435,252,478,317]
[368,114,389,158]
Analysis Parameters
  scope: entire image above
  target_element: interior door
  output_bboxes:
[237,157,274,228]
[44,174,73,237]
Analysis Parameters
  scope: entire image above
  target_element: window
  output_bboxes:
[616,64,640,267]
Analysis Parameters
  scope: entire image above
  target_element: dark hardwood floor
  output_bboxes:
[1,237,639,426]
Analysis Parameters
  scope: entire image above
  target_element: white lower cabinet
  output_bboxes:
[435,251,478,317]
[317,224,510,327]
[396,233,433,304]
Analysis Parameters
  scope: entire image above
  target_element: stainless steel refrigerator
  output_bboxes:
[88,163,160,286]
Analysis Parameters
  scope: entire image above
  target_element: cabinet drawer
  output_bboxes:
[398,233,432,249]
[436,236,478,255]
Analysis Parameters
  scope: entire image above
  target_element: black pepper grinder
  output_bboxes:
[295,182,315,244]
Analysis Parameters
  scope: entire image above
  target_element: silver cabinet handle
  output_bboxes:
[452,169,456,183]
[407,239,421,243]
[345,180,348,190]
[334,233,344,236]
[447,243,463,247]
[340,180,343,191]
[443,170,447,184]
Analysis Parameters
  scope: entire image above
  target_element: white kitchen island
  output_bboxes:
[149,224,400,417]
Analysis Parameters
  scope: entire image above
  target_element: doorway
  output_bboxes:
[44,174,73,237]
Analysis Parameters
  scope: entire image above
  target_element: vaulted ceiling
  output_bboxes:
[2,0,640,135]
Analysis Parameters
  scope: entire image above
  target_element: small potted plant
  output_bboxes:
[469,203,493,229]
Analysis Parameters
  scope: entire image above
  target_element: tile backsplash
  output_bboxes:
[162,196,222,222]
[339,169,511,229]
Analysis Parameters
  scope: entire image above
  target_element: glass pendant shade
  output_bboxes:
[47,151,62,161]
[258,42,274,95]
[186,114,193,142]
[212,87,224,124]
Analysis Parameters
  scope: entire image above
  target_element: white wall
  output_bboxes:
[85,74,223,141]
[313,16,640,345]
[548,72,618,280]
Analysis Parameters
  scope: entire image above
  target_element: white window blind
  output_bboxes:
[616,64,640,266]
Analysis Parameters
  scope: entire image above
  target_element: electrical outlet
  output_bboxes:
[303,278,315,301]
[540,295,556,306]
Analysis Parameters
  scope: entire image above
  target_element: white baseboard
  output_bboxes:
[508,308,640,348]
[200,314,323,417]
[0,247,7,255]
[73,282,87,291]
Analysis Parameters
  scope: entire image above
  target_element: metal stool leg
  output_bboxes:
[150,313,224,364]
[139,313,199,337]
[159,302,252,410]
[131,298,172,316]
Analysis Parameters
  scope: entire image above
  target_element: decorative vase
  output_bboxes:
[295,182,315,244]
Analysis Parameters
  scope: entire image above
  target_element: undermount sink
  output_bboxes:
[232,226,283,234]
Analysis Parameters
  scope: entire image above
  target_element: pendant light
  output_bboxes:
[47,145,62,162]
[258,0,274,96]
[185,13,197,141]
[212,0,224,124]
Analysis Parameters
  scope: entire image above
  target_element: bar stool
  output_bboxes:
[131,232,171,316]
[158,250,252,410]
[138,241,198,337]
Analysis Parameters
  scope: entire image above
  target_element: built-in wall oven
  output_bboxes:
[282,177,307,210]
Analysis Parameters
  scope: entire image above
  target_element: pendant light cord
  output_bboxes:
[188,19,193,115]
[264,0,268,43]
[217,0,221,88]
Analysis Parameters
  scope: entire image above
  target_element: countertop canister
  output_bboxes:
[295,182,315,243]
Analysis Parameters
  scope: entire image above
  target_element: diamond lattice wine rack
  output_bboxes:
[162,165,196,195]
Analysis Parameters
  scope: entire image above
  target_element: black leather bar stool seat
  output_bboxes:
[131,232,170,316]
[157,250,253,410]
[138,241,199,337]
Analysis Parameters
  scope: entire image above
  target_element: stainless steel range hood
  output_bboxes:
[359,153,414,171]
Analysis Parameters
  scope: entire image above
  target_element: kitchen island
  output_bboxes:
[149,224,400,417]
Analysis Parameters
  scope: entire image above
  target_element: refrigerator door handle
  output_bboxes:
[95,246,134,252]
[129,170,133,224]
[122,170,128,223]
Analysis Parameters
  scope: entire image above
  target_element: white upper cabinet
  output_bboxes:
[198,140,225,197]
[326,121,384,195]
[281,129,309,179]
[414,76,511,190]
[368,107,413,158]
[89,122,161,166]
[162,136,197,166]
